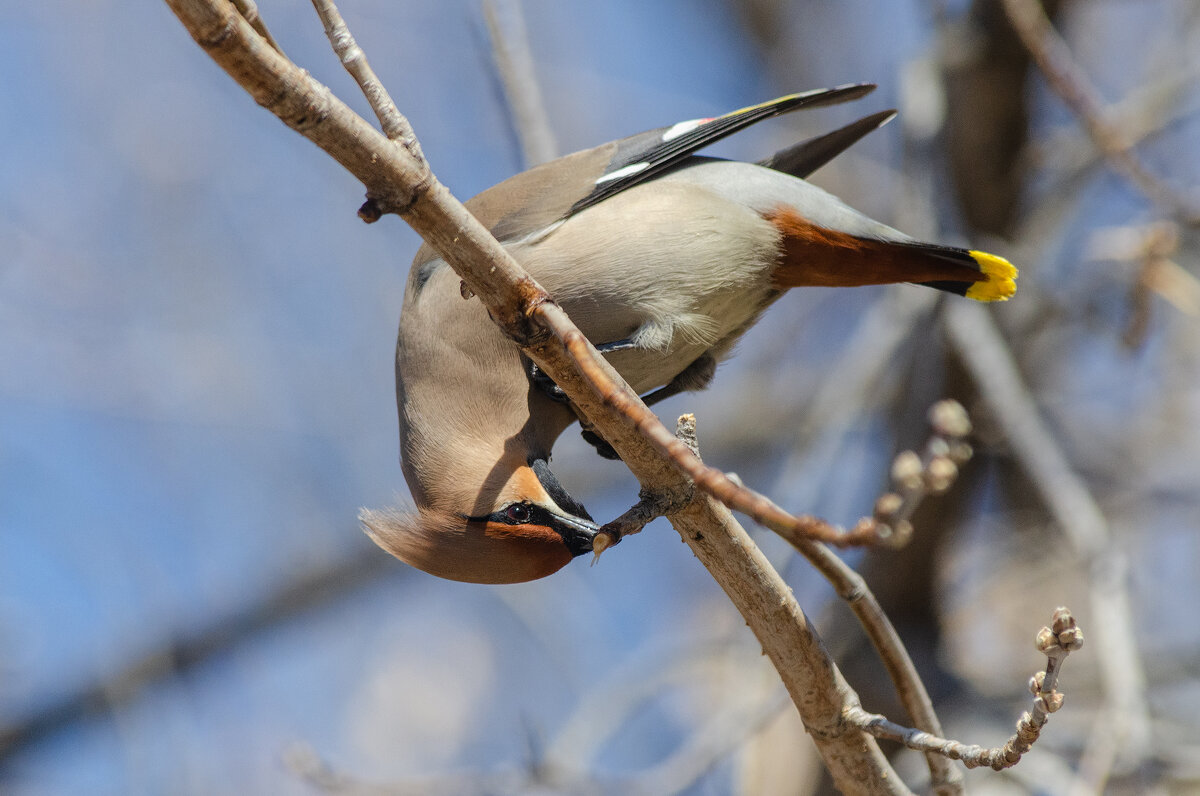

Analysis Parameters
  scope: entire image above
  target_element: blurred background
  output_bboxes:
[3,0,1199,793]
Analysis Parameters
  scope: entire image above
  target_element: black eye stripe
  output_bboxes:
[463,502,597,558]
[467,502,550,526]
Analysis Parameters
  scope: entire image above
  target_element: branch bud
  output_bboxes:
[924,456,958,493]
[929,399,972,438]
[873,492,903,521]
[891,451,923,490]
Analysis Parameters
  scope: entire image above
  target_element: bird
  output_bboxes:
[361,84,1017,584]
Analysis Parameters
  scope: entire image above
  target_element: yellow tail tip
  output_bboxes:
[965,250,1018,302]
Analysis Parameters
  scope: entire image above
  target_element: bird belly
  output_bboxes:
[513,179,783,396]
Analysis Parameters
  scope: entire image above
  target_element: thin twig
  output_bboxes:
[1085,221,1199,347]
[1033,64,1200,185]
[591,414,698,555]
[944,299,1152,782]
[230,0,285,56]
[845,608,1083,770]
[164,2,910,789]
[311,0,424,163]
[791,538,963,794]
[754,290,961,796]
[589,404,967,792]
[773,400,976,796]
[1000,0,1200,224]
[482,0,557,166]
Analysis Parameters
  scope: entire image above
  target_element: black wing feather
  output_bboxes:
[567,83,876,217]
[759,109,897,179]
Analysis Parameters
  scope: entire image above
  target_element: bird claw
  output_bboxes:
[526,359,571,404]
[581,428,621,460]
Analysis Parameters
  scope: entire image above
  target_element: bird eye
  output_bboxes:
[505,503,531,523]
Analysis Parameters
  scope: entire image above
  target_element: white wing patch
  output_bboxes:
[595,161,651,184]
[660,118,707,142]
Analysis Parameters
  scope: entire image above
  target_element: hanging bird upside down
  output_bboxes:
[362,84,1017,584]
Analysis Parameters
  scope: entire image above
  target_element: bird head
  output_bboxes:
[362,453,597,584]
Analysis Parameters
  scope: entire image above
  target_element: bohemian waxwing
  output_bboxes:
[362,84,1017,584]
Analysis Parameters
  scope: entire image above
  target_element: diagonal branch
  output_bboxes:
[164,0,910,790]
[310,0,422,159]
[557,321,903,552]
[775,400,976,796]
[482,0,558,167]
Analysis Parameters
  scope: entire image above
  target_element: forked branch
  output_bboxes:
[164,0,910,790]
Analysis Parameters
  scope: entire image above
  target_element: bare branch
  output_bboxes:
[310,0,423,161]
[846,608,1083,770]
[944,300,1152,778]
[591,414,698,555]
[482,0,557,166]
[164,1,911,789]
[793,538,964,794]
[230,0,284,56]
[551,321,907,549]
[1032,64,1200,186]
[1085,221,1199,347]
[774,400,978,796]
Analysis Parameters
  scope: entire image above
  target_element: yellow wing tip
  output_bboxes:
[965,250,1019,302]
[721,86,866,119]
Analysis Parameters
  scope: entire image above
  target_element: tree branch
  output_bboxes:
[230,0,284,56]
[845,608,1083,771]
[164,0,911,789]
[944,299,1152,782]
[482,0,557,167]
[311,0,421,157]
[774,400,976,796]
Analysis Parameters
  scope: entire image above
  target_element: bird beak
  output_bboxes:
[547,510,599,556]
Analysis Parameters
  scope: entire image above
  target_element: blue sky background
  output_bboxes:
[3,1,1199,794]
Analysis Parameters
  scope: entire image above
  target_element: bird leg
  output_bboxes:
[526,346,716,461]
[580,427,621,460]
[592,417,699,559]
[525,357,570,404]
[524,339,638,406]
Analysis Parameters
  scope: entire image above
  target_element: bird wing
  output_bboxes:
[758,109,896,179]
[410,84,877,280]
[565,83,876,217]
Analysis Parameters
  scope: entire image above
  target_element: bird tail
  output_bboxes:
[759,109,897,180]
[912,246,1018,302]
[766,207,1017,302]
